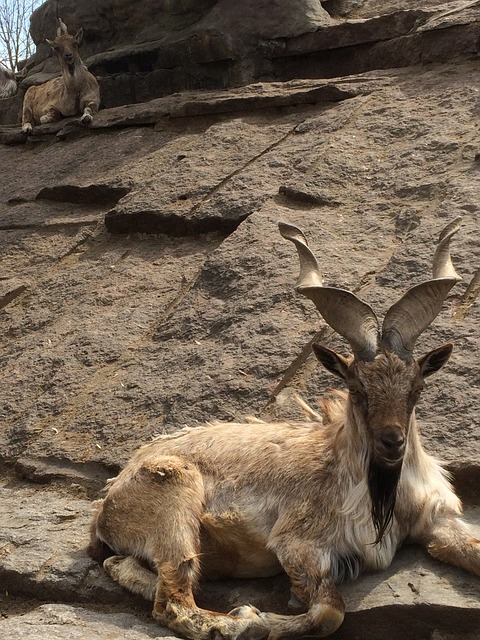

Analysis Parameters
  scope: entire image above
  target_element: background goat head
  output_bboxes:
[45,18,83,74]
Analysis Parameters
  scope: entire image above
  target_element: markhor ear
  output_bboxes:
[417,343,453,378]
[312,343,350,380]
[46,38,56,49]
[74,28,83,46]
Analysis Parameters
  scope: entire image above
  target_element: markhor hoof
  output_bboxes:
[237,621,270,640]
[229,605,263,619]
[212,619,270,640]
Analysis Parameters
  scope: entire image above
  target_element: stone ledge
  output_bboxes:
[0,76,373,146]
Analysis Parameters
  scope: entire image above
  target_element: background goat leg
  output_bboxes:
[40,107,63,124]
[423,514,480,576]
[79,100,97,124]
[21,93,35,133]
[79,84,99,124]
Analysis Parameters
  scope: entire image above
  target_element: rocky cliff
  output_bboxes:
[0,1,479,638]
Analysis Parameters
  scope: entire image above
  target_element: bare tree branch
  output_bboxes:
[0,0,42,71]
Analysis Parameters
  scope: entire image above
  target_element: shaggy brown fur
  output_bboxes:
[0,64,17,98]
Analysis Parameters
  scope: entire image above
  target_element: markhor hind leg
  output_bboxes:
[145,462,268,639]
[152,534,269,640]
[104,555,157,600]
[100,457,269,640]
[103,555,268,639]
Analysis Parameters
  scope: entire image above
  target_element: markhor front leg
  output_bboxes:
[261,540,345,638]
[259,578,344,639]
[424,515,480,576]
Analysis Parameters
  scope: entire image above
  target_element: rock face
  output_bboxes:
[0,0,480,638]
[2,0,480,123]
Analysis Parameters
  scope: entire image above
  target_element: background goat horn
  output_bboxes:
[381,217,462,360]
[279,222,380,361]
[57,18,69,36]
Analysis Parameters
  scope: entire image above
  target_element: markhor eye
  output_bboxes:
[349,386,365,398]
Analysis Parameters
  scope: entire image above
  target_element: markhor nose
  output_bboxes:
[379,428,405,452]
